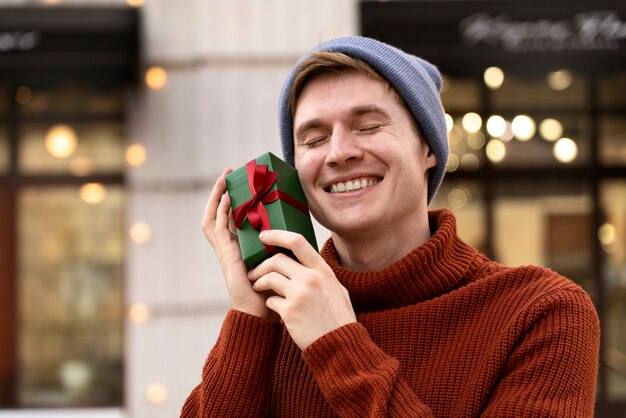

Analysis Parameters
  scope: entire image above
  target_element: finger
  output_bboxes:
[258,229,322,268]
[252,272,291,297]
[215,193,231,230]
[202,168,232,231]
[248,252,305,281]
[265,294,286,317]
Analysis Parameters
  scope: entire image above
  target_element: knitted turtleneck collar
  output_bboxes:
[320,208,481,313]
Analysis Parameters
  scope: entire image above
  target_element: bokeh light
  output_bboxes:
[553,137,578,163]
[483,67,504,90]
[486,139,506,163]
[45,124,78,158]
[462,112,482,133]
[539,118,563,142]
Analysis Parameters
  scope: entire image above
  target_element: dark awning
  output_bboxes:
[0,7,139,86]
[361,0,626,77]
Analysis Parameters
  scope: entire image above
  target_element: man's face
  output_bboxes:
[293,71,436,239]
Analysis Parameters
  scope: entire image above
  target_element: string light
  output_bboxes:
[145,67,168,90]
[483,67,504,90]
[79,183,107,205]
[486,115,507,138]
[126,143,148,167]
[129,303,151,324]
[130,222,152,244]
[462,112,482,133]
[146,383,168,405]
[486,139,506,163]
[45,124,77,158]
[547,69,573,90]
[511,115,536,141]
[553,138,578,163]
[539,119,563,142]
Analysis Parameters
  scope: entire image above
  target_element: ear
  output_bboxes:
[419,140,437,170]
[425,148,437,170]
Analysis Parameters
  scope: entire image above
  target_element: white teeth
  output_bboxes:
[328,177,380,193]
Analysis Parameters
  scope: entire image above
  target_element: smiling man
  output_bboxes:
[181,36,599,417]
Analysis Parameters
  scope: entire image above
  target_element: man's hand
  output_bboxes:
[248,230,357,350]
[202,168,277,320]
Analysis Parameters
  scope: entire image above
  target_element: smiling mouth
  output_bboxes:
[326,177,382,193]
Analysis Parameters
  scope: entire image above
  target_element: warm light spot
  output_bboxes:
[126,0,145,6]
[444,113,454,134]
[146,383,168,405]
[45,124,77,158]
[547,69,573,91]
[553,138,578,163]
[598,223,616,246]
[129,303,151,324]
[539,118,563,142]
[126,143,147,167]
[467,132,486,150]
[130,222,152,244]
[484,67,504,90]
[45,0,62,4]
[446,153,459,172]
[79,183,107,205]
[460,154,480,171]
[448,187,471,209]
[69,157,94,177]
[15,86,32,105]
[145,66,168,90]
[511,115,536,141]
[486,115,507,138]
[486,139,506,163]
[462,112,482,133]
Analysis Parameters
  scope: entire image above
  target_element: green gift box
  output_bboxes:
[225,152,318,268]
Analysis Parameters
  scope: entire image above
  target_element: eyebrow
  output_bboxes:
[294,105,390,142]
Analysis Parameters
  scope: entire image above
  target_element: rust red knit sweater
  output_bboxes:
[181,209,600,417]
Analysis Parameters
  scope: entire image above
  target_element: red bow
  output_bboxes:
[232,159,309,253]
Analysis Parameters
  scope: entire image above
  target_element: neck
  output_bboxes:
[331,212,432,271]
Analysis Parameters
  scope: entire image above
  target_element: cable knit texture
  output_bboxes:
[181,209,600,417]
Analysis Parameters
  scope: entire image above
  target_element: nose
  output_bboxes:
[324,126,364,166]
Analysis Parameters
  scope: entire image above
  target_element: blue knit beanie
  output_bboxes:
[278,36,448,204]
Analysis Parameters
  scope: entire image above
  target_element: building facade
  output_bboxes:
[0,1,624,417]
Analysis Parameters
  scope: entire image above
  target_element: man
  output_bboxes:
[181,36,599,417]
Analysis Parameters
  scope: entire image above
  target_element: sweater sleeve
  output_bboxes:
[302,322,433,417]
[481,287,600,417]
[180,309,283,418]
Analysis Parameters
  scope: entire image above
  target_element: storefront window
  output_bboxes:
[441,76,480,112]
[17,185,124,406]
[493,181,596,300]
[491,71,587,110]
[19,84,125,117]
[431,181,486,252]
[600,116,626,166]
[19,122,124,175]
[491,113,591,168]
[601,181,626,400]
[599,70,626,108]
[0,82,125,408]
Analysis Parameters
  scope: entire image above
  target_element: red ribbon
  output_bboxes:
[232,159,309,254]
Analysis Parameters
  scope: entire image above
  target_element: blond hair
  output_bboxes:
[289,51,407,119]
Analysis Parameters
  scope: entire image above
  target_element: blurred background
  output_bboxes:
[0,0,624,417]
